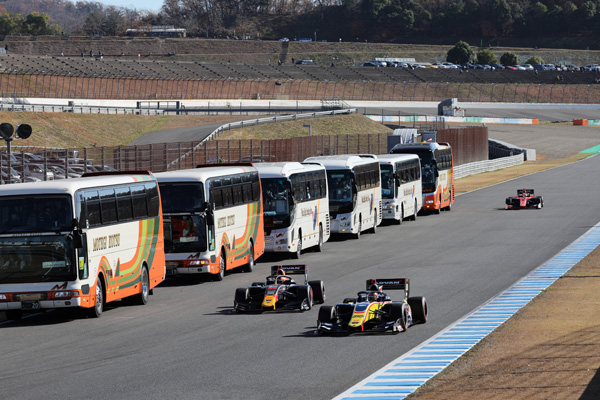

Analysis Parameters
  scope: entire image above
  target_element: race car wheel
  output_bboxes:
[309,280,326,304]
[297,286,313,311]
[315,225,323,253]
[318,305,336,324]
[408,296,428,324]
[133,265,150,305]
[388,302,407,331]
[293,235,302,259]
[411,199,418,221]
[234,288,249,312]
[538,197,544,209]
[243,242,254,273]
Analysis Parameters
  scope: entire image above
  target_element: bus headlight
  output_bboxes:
[188,259,210,266]
[53,291,78,299]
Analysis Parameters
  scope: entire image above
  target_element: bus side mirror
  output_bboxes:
[434,169,439,178]
[206,203,215,225]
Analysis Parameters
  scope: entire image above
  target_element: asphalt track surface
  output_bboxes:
[1,153,599,400]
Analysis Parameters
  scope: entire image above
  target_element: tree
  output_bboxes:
[525,56,544,65]
[446,40,475,64]
[23,12,60,35]
[500,52,519,66]
[476,48,498,64]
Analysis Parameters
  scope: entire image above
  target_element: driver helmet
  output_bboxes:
[367,292,380,302]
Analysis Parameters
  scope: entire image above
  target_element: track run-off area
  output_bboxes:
[1,147,599,399]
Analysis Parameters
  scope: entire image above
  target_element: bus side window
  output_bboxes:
[145,182,160,217]
[99,189,117,225]
[115,187,133,221]
[131,185,148,219]
[84,190,101,227]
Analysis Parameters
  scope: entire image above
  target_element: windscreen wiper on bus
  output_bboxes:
[0,225,29,234]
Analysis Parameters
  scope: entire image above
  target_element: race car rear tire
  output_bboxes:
[318,305,336,324]
[408,296,428,324]
[309,280,326,304]
[388,302,407,331]
[297,285,313,311]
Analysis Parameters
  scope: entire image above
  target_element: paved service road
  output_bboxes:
[2,154,599,400]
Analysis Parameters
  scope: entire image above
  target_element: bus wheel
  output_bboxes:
[434,195,441,214]
[445,201,452,211]
[215,251,226,281]
[315,225,323,252]
[396,206,403,225]
[133,266,149,305]
[371,210,378,233]
[411,200,418,221]
[293,235,302,259]
[244,242,254,273]
[87,278,104,318]
[355,218,362,239]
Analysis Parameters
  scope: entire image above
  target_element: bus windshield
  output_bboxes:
[164,215,207,253]
[262,178,292,229]
[0,236,76,283]
[159,183,205,213]
[380,164,395,199]
[0,195,73,233]
[326,170,355,214]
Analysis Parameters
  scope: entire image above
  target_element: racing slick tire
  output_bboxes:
[309,280,326,304]
[234,288,249,312]
[318,305,336,324]
[408,296,428,324]
[243,242,255,273]
[296,285,313,311]
[538,197,544,209]
[388,302,408,331]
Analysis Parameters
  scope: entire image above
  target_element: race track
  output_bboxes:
[1,153,599,400]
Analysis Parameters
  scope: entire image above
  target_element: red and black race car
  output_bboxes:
[505,188,544,209]
[233,265,325,312]
[317,278,427,334]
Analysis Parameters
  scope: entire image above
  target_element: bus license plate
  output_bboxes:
[22,300,40,310]
[166,266,177,275]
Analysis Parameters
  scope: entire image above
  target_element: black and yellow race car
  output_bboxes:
[317,278,427,334]
[233,265,325,312]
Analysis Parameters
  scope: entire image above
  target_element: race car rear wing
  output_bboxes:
[517,189,534,196]
[366,279,410,298]
[271,265,309,284]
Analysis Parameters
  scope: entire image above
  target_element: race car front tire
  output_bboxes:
[309,280,326,304]
[296,285,313,311]
[318,305,336,324]
[388,302,408,331]
[408,296,428,324]
[234,288,249,311]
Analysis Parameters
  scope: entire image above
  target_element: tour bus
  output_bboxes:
[390,142,454,213]
[155,164,264,281]
[255,162,330,259]
[377,154,422,223]
[0,171,166,319]
[303,155,382,238]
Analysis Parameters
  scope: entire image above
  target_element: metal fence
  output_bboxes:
[1,73,599,103]
[2,126,488,184]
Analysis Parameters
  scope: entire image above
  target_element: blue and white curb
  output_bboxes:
[333,221,600,399]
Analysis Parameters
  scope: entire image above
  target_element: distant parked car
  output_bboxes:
[583,64,600,71]
[279,37,289,42]
[441,62,459,69]
[505,65,519,70]
[295,59,314,65]
[489,63,504,70]
[519,64,534,70]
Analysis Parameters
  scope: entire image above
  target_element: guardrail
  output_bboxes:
[0,103,165,115]
[455,153,525,179]
[203,108,357,141]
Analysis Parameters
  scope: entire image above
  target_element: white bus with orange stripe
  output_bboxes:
[304,155,382,239]
[377,154,422,223]
[0,171,166,319]
[255,162,330,259]
[155,164,264,281]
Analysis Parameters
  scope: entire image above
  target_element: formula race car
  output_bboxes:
[234,265,325,312]
[505,188,544,209]
[317,279,427,334]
